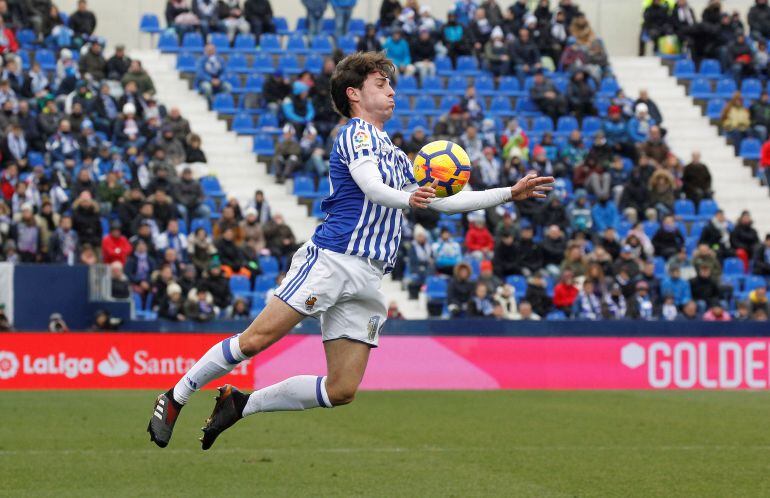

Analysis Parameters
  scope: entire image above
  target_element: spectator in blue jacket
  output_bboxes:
[627,102,656,143]
[603,104,637,161]
[383,28,414,75]
[661,264,692,307]
[195,43,231,99]
[302,0,328,36]
[282,81,315,135]
[454,0,478,26]
[331,0,356,38]
[591,197,619,233]
[46,119,81,171]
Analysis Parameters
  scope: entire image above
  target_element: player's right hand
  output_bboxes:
[409,180,437,209]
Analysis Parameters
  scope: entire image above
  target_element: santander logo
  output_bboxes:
[97,347,130,377]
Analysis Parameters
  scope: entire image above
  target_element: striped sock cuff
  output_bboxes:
[316,376,332,408]
[222,334,248,365]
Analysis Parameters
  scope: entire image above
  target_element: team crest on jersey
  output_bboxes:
[305,295,317,312]
[352,129,371,152]
[367,315,381,341]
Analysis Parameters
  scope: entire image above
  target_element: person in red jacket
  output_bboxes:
[0,17,18,54]
[102,220,132,265]
[553,269,579,314]
[464,215,495,259]
[760,138,770,192]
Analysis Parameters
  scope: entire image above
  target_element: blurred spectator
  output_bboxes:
[626,280,655,319]
[640,0,671,56]
[121,60,156,96]
[379,0,400,28]
[516,300,541,320]
[331,0,356,38]
[189,227,217,273]
[468,282,495,317]
[302,0,328,36]
[48,214,79,265]
[524,271,551,317]
[721,92,753,152]
[753,234,770,277]
[227,296,250,319]
[447,262,474,317]
[358,23,383,52]
[411,28,437,81]
[433,227,462,276]
[200,260,232,310]
[384,28,414,76]
[126,238,156,298]
[407,226,433,298]
[102,220,132,265]
[652,215,684,259]
[515,221,543,276]
[158,282,186,321]
[195,44,231,100]
[483,26,508,77]
[731,210,760,257]
[566,69,595,120]
[185,287,216,322]
[476,259,502,294]
[110,261,130,299]
[703,303,732,321]
[530,70,565,124]
[465,213,494,259]
[750,284,769,314]
[553,269,578,313]
[387,301,404,319]
[494,284,518,319]
[681,151,712,204]
[661,264,692,307]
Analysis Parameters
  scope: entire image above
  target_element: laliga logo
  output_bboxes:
[97,347,130,377]
[0,350,19,379]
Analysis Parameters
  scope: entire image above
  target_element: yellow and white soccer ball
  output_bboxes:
[413,140,472,198]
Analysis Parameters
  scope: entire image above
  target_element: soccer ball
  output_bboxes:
[413,140,472,198]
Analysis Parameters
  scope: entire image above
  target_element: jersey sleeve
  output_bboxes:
[337,121,376,165]
[399,150,419,187]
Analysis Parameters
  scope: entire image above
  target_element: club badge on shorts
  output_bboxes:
[305,295,317,312]
[367,316,380,342]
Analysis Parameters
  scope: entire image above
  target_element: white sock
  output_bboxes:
[172,334,248,405]
[242,375,331,416]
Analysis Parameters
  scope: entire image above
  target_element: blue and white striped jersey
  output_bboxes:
[312,117,417,272]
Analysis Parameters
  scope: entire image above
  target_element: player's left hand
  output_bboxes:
[510,173,555,201]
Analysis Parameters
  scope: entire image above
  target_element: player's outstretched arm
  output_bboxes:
[426,173,554,214]
[350,157,436,210]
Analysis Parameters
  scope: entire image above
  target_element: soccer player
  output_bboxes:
[147,52,553,449]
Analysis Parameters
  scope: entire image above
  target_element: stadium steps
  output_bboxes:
[131,50,427,318]
[130,49,315,241]
[611,56,770,234]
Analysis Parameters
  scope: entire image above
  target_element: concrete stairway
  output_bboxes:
[610,56,770,234]
[129,49,427,318]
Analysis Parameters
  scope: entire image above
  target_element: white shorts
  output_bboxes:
[273,241,387,347]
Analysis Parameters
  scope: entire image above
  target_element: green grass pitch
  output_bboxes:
[2,390,770,497]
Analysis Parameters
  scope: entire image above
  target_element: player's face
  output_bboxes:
[359,71,395,122]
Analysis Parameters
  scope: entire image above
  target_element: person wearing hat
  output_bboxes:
[482,26,509,78]
[628,102,656,143]
[442,11,471,65]
[627,279,655,320]
[477,259,502,294]
[101,219,132,265]
[158,282,187,322]
[155,124,186,167]
[281,81,315,136]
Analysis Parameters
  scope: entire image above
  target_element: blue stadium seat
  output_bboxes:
[337,35,357,53]
[232,113,258,135]
[514,98,539,116]
[250,295,267,317]
[497,76,524,96]
[17,29,36,48]
[244,73,265,92]
[715,78,737,99]
[698,58,721,79]
[531,116,554,134]
[257,113,281,134]
[259,256,280,276]
[475,75,495,96]
[745,275,767,292]
[209,32,231,53]
[34,49,56,70]
[556,116,578,135]
[295,17,307,33]
[689,220,707,239]
[546,310,567,320]
[689,78,713,100]
[396,75,418,94]
[435,55,454,77]
[278,54,301,74]
[722,274,743,292]
[229,275,253,299]
[227,53,250,73]
[426,276,448,301]
[597,77,619,97]
[252,133,274,156]
[406,116,429,133]
[393,94,411,115]
[212,93,237,114]
[273,17,289,35]
[673,58,697,79]
[311,198,325,219]
[506,275,528,299]
[437,96,458,115]
[176,52,197,72]
[723,257,745,275]
[200,176,226,199]
[706,98,725,119]
[304,53,323,73]
[414,95,439,115]
[421,75,444,95]
[158,31,180,53]
[293,175,316,198]
[674,199,697,222]
[28,151,44,167]
[234,33,257,53]
[317,177,330,198]
[653,256,666,277]
[741,78,762,100]
[182,32,204,52]
[581,116,602,136]
[739,138,762,160]
[310,35,333,53]
[446,75,467,94]
[139,13,161,34]
[321,18,335,35]
[259,33,282,53]
[254,275,275,292]
[190,217,212,235]
[286,33,309,54]
[349,18,366,36]
[643,220,660,239]
[253,52,275,72]
[489,96,514,117]
[698,199,718,219]
[456,56,480,76]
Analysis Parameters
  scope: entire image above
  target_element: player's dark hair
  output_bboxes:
[330,51,395,119]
